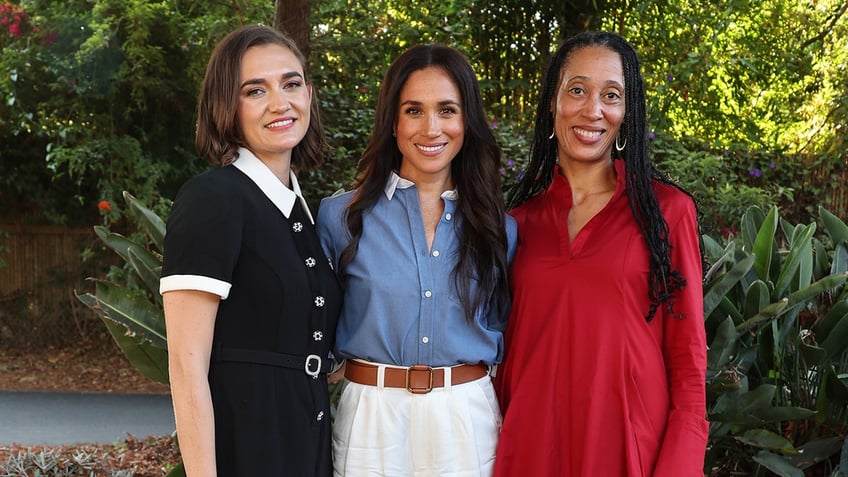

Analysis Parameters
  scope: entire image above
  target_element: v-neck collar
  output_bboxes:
[550,159,627,255]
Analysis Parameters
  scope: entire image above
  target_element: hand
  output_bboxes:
[328,360,346,384]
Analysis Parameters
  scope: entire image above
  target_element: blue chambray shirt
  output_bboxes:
[316,172,518,367]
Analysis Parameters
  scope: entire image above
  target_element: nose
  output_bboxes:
[424,114,441,137]
[268,89,290,113]
[584,95,603,119]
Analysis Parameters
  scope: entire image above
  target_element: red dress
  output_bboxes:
[494,160,709,477]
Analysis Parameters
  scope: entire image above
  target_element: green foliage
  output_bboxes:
[703,205,848,475]
[0,0,273,225]
[75,191,169,385]
[652,133,786,237]
[2,0,846,226]
[607,0,848,154]
[492,119,531,193]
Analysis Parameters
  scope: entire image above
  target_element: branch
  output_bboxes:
[800,2,848,50]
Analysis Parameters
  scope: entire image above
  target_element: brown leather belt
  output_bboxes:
[344,359,489,394]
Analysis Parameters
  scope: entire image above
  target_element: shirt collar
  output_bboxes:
[384,171,458,201]
[232,147,314,223]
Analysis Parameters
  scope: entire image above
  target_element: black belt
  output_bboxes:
[213,346,331,377]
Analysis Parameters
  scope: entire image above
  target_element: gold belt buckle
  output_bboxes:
[406,365,434,394]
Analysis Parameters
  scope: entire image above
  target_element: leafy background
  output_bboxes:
[1,0,847,475]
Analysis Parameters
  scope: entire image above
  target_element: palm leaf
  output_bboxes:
[124,190,166,252]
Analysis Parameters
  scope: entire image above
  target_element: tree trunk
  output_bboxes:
[273,0,311,58]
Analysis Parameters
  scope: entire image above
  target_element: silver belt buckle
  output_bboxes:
[305,354,322,377]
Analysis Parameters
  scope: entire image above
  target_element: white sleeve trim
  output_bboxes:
[159,274,232,299]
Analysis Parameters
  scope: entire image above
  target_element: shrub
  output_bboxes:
[703,205,848,476]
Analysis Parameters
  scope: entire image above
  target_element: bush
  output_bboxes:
[703,205,848,476]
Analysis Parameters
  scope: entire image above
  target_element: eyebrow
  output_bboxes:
[400,99,461,106]
[566,75,624,89]
[240,71,304,89]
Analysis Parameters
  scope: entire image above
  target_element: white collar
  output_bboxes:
[232,147,314,223]
[383,171,458,201]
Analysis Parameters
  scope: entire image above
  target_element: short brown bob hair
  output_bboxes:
[195,24,325,170]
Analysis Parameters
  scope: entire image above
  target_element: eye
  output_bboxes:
[283,79,303,89]
[568,86,585,95]
[244,87,264,97]
[404,107,422,115]
[440,106,458,116]
[604,91,623,102]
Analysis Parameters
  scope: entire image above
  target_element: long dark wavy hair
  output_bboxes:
[339,44,511,321]
[195,24,326,170]
[508,31,693,321]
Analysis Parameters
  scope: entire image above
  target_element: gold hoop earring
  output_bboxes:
[615,134,626,152]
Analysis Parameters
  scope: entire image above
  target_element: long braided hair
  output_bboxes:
[507,31,689,321]
[339,44,511,322]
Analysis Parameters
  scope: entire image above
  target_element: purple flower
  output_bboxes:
[506,159,515,168]
[516,171,525,180]
[724,150,730,156]
[748,167,762,178]
[666,75,673,82]
[769,161,776,169]
[491,117,499,129]
[648,132,656,141]
[499,167,506,176]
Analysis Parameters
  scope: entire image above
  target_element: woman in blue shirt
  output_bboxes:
[317,44,517,476]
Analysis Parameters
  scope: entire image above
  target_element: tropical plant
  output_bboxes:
[76,191,167,385]
[703,205,848,476]
[74,191,184,476]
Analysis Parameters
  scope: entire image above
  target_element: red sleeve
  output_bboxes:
[653,194,710,477]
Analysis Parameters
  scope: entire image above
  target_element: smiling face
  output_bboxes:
[395,67,465,185]
[552,45,625,167]
[236,43,312,165]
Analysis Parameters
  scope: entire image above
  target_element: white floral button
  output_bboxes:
[313,330,323,341]
[292,222,303,232]
[305,257,316,267]
[314,296,325,307]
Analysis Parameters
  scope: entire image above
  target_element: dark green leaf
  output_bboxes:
[705,255,756,318]
[774,223,815,299]
[819,206,848,247]
[743,280,770,319]
[707,317,737,371]
[752,206,778,281]
[127,247,163,306]
[738,429,798,454]
[124,190,166,252]
[752,450,804,476]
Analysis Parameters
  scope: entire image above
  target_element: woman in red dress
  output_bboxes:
[494,31,709,477]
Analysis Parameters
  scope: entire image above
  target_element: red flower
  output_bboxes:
[97,200,111,211]
[720,226,737,240]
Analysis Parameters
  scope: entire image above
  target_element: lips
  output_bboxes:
[573,127,603,139]
[416,143,447,153]
[265,118,294,128]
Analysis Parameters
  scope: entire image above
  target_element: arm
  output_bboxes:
[164,289,219,477]
[653,197,709,477]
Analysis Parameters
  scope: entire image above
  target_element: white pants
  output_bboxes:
[332,364,501,477]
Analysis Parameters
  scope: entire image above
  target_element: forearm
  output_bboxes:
[170,363,217,476]
[163,290,220,476]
